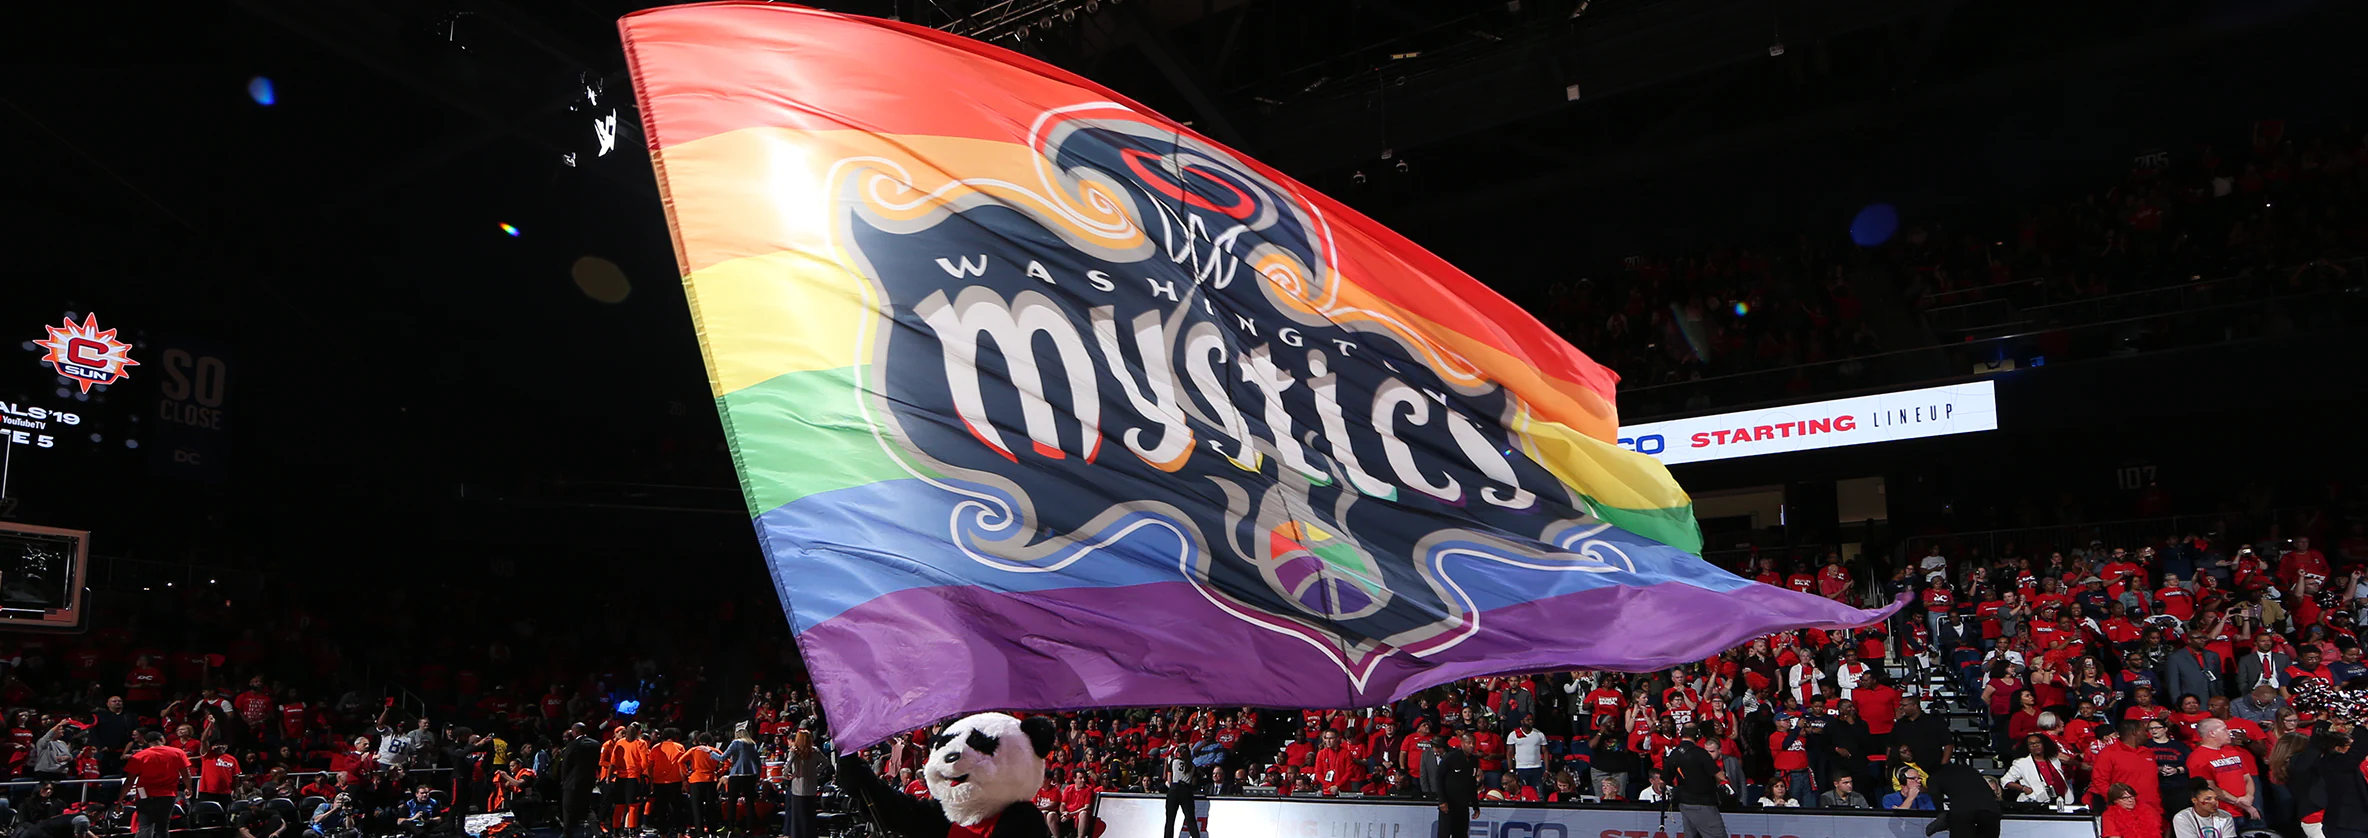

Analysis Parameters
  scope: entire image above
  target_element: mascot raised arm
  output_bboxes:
[837,713,1059,838]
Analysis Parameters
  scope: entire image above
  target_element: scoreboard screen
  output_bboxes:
[0,522,90,632]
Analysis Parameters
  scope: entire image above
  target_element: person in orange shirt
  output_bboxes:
[681,732,725,836]
[645,728,689,838]
[604,724,652,830]
[600,727,624,783]
[491,758,537,815]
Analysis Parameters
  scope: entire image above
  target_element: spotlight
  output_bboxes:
[1350,171,1368,185]
[1380,148,1395,160]
[1062,9,1075,20]
[1768,42,1785,56]
[1085,0,1098,9]
[1849,204,1898,247]
[1569,0,1590,18]
[1394,159,1410,174]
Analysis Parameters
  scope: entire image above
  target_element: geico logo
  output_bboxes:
[1615,434,1666,455]
[1464,822,1569,838]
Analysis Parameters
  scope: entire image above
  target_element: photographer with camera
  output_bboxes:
[307,792,361,838]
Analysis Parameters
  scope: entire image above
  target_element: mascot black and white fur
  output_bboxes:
[837,713,1058,838]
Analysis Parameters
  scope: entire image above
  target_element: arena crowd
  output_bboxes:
[1539,118,2368,400]
[6,532,2368,838]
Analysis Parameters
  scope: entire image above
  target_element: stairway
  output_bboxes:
[1910,657,2004,774]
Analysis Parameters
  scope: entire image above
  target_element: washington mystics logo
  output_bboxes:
[827,104,1633,688]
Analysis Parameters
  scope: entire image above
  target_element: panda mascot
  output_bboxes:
[837,713,1059,838]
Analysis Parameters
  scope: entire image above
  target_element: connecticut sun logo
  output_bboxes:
[34,314,139,393]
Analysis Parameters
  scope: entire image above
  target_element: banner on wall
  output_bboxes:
[147,337,231,482]
[620,2,1898,749]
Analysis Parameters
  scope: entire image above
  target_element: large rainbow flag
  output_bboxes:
[620,2,1897,749]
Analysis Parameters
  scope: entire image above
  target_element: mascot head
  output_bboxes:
[923,712,1057,826]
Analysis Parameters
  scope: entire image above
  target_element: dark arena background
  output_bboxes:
[4,0,2366,836]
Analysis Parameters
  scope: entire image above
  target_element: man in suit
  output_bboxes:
[2235,634,2293,694]
[2166,627,2225,705]
[557,724,603,838]
[1924,761,2002,838]
[1437,736,1481,838]
[1666,726,1727,838]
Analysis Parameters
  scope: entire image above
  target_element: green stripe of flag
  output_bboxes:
[718,364,926,516]
[1590,500,1703,556]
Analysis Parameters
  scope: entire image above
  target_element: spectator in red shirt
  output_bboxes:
[2285,647,2335,686]
[1854,675,1901,741]
[1058,772,1097,836]
[2090,721,2162,819]
[124,731,189,838]
[2158,575,2197,622]
[297,771,343,801]
[1922,583,1957,638]
[2279,538,2330,589]
[1786,564,1817,596]
[123,656,166,716]
[196,743,240,806]
[1818,553,1853,602]
[1310,730,1362,794]
[1472,726,1506,790]
[1768,714,1812,798]
[1582,681,1625,730]
[1397,720,1433,781]
[2186,719,2260,822]
[1361,719,1395,776]
[279,692,311,745]
[2098,783,2151,838]
[234,678,274,744]
[167,724,203,767]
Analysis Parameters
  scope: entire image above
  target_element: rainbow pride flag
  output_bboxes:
[620,2,1897,749]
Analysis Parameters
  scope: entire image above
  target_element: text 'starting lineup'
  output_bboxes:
[1615,381,2000,466]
